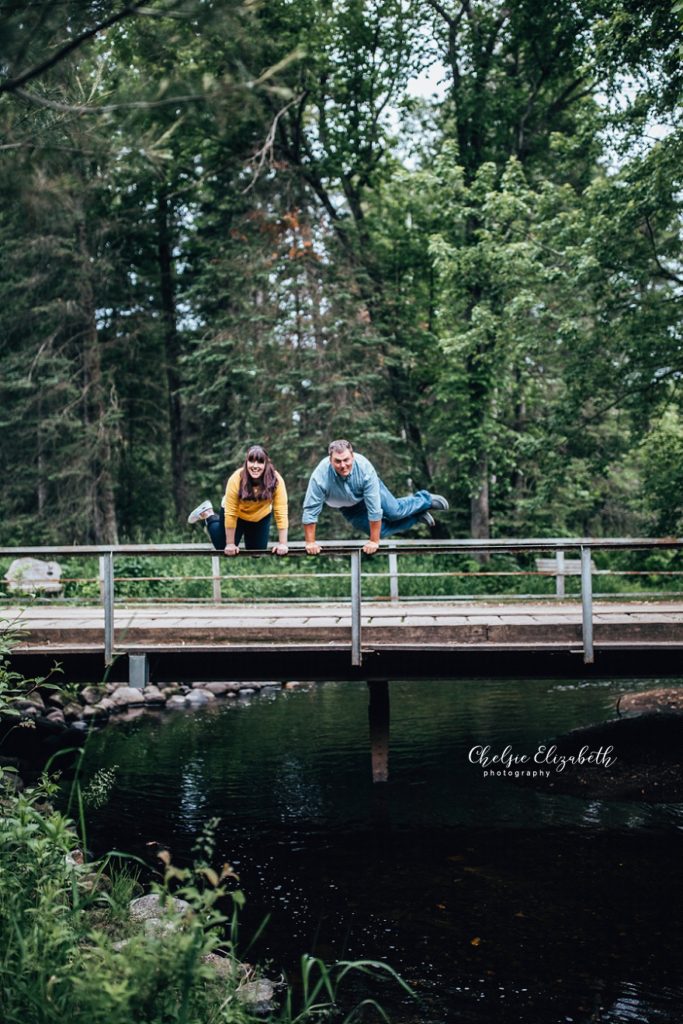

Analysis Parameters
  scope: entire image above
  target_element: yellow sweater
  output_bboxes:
[223,469,288,529]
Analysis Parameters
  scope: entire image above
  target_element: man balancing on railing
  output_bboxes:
[302,439,449,556]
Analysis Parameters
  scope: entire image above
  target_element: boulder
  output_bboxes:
[80,686,105,706]
[15,702,42,719]
[18,692,46,711]
[143,685,166,705]
[186,689,216,705]
[4,557,62,595]
[200,682,233,696]
[165,694,187,709]
[110,686,146,707]
[237,978,276,1015]
[129,894,192,937]
[44,708,66,727]
[143,916,180,937]
[129,894,191,923]
[81,703,113,721]
[202,952,244,980]
[94,697,116,714]
[63,701,85,722]
[191,681,240,695]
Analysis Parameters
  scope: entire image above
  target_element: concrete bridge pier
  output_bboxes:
[367,680,390,783]
[129,653,149,689]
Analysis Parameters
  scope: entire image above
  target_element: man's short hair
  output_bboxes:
[328,439,354,456]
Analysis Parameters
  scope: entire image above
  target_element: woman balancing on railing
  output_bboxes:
[187,445,288,556]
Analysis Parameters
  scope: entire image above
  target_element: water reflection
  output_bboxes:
[273,754,324,822]
[178,757,208,824]
[78,677,683,1024]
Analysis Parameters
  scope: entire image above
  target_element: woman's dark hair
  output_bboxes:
[238,445,279,501]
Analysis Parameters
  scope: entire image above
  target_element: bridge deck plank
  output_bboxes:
[4,599,683,657]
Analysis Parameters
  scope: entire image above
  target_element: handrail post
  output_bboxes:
[388,545,399,604]
[350,548,362,666]
[101,551,114,666]
[211,555,222,603]
[580,545,594,664]
[555,548,565,598]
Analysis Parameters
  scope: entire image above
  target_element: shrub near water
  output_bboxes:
[0,774,271,1024]
[0,775,411,1023]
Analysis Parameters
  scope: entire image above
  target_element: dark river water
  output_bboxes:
[77,678,683,1024]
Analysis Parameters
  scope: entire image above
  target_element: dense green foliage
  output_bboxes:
[0,0,681,545]
[0,775,246,1024]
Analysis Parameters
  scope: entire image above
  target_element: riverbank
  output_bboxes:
[0,677,303,763]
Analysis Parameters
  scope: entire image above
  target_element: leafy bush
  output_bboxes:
[0,774,410,1023]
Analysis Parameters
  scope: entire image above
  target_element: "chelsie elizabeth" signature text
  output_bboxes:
[468,743,616,775]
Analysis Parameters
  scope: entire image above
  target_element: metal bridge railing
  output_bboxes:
[2,537,683,667]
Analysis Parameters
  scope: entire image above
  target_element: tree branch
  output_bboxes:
[424,0,462,32]
[644,215,683,286]
[242,96,302,194]
[0,1,150,96]
[14,86,206,114]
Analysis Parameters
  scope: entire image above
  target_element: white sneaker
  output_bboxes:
[187,500,214,524]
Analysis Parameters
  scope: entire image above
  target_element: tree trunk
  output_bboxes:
[470,453,490,547]
[78,223,119,544]
[157,189,187,519]
[36,394,46,515]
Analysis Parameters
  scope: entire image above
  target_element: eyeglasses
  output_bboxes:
[247,456,265,464]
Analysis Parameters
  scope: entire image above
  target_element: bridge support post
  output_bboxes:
[211,555,222,603]
[555,549,565,598]
[351,549,362,666]
[367,680,389,783]
[581,546,594,664]
[388,545,399,604]
[101,552,114,666]
[129,654,149,689]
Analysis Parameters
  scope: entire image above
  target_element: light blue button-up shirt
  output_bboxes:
[302,452,382,524]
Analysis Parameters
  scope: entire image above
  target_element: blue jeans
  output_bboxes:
[340,480,432,538]
[205,512,273,551]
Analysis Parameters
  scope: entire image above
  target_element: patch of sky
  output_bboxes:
[95,308,113,329]
[596,75,675,171]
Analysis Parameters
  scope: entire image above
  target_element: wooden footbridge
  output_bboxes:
[3,538,683,683]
